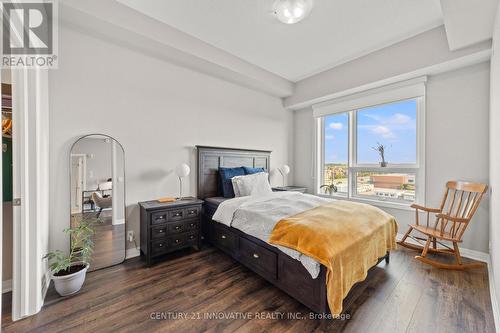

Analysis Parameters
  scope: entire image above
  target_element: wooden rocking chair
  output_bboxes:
[398,181,488,270]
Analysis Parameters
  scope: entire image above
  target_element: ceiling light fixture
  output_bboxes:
[273,0,313,24]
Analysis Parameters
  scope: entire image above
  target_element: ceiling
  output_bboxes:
[117,0,443,82]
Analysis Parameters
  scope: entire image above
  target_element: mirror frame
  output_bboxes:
[69,133,127,270]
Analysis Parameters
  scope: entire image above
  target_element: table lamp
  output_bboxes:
[175,163,190,200]
[279,165,290,187]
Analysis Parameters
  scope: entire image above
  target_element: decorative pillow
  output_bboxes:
[243,166,265,174]
[231,172,272,197]
[219,167,246,198]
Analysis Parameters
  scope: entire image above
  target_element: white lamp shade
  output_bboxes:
[175,163,190,178]
[281,165,291,175]
[273,0,313,24]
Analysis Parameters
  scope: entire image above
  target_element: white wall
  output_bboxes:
[72,137,113,190]
[49,25,293,252]
[294,62,490,252]
[1,69,11,84]
[440,0,498,50]
[285,26,491,109]
[490,1,500,314]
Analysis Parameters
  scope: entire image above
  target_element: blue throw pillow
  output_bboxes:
[219,167,246,198]
[243,166,265,174]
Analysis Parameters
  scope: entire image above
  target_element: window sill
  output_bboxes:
[315,193,415,212]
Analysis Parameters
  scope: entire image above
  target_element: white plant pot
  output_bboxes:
[51,263,89,296]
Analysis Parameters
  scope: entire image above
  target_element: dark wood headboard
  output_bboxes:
[196,146,271,199]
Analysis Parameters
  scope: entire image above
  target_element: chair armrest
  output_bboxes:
[435,213,469,223]
[410,204,441,213]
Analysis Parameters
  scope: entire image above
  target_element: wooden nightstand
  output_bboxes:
[139,197,203,266]
[272,186,308,193]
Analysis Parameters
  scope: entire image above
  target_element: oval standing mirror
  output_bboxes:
[70,134,125,271]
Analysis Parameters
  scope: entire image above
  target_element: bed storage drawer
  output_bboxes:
[239,238,277,280]
[213,223,238,253]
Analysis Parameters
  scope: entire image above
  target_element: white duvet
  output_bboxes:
[212,191,334,278]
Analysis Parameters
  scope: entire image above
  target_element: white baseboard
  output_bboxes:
[2,279,12,293]
[113,218,125,225]
[487,257,500,332]
[42,271,51,300]
[396,233,489,262]
[126,247,140,259]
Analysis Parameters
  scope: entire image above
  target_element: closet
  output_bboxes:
[2,81,13,305]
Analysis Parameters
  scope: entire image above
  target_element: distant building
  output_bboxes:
[336,183,348,193]
[374,189,402,199]
[403,191,416,201]
[358,183,373,193]
[371,174,411,190]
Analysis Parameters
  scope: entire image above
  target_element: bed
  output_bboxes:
[196,145,390,314]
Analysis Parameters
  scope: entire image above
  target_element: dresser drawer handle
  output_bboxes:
[175,226,181,230]
[189,235,195,240]
[156,216,166,220]
[159,243,164,247]
[221,235,227,239]
[174,212,182,217]
[190,223,195,227]
[253,253,260,259]
[158,229,164,233]
[189,210,196,214]
[175,239,180,243]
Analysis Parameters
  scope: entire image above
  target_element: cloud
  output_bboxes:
[325,135,335,140]
[391,113,411,124]
[359,112,414,141]
[363,114,382,122]
[329,122,343,130]
[364,112,411,125]
[370,125,396,139]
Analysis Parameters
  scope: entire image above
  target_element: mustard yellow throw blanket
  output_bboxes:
[269,201,398,315]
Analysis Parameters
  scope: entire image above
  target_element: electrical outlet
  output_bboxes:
[127,230,135,242]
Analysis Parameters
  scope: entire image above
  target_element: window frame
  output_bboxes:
[315,94,426,211]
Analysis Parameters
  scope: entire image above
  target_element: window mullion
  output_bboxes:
[317,117,324,195]
[348,111,357,199]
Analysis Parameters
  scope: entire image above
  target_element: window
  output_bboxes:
[315,84,425,208]
[323,113,348,195]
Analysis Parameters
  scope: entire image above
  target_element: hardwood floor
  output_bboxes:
[1,246,495,333]
[72,211,125,271]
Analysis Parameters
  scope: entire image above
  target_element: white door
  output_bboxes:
[71,155,86,214]
[11,68,50,320]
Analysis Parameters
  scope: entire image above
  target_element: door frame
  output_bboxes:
[70,154,87,214]
[10,67,50,321]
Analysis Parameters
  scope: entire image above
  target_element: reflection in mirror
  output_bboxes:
[70,134,125,271]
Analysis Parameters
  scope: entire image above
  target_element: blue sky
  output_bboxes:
[324,99,417,164]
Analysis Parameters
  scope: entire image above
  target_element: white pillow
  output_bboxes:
[231,172,272,197]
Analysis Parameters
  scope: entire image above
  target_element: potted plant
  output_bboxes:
[372,142,389,167]
[44,216,96,296]
[320,183,338,195]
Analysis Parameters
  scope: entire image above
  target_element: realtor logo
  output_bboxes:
[1,0,58,68]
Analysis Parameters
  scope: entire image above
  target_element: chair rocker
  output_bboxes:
[398,181,488,270]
